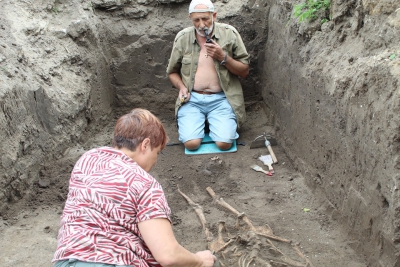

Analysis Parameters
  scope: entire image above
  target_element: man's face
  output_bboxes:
[189,4,216,33]
[190,12,214,30]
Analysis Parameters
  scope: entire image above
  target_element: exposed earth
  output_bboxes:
[0,104,368,267]
[0,0,399,266]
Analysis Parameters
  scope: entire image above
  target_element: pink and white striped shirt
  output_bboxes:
[53,147,171,266]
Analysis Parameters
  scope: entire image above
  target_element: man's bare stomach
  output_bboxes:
[193,71,222,93]
[193,50,222,93]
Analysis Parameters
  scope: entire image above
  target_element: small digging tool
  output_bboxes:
[258,154,274,174]
[249,132,278,163]
[250,164,273,176]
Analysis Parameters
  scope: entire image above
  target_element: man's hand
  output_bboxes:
[179,88,190,104]
[168,73,192,103]
[204,40,249,78]
[204,40,225,62]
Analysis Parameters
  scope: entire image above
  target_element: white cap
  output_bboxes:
[188,0,215,14]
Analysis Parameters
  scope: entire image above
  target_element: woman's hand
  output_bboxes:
[195,250,217,267]
[139,218,213,267]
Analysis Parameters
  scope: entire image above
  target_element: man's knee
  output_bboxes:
[184,139,202,151]
[215,141,232,150]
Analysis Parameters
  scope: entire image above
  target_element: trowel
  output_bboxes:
[258,154,275,174]
[250,132,278,163]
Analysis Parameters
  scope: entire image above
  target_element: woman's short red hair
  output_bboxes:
[112,108,168,151]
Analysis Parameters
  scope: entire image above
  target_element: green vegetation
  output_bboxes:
[52,6,61,14]
[292,0,331,24]
[389,51,400,60]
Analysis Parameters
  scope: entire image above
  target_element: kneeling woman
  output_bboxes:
[52,108,216,267]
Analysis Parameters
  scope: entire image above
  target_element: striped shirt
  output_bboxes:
[52,147,171,266]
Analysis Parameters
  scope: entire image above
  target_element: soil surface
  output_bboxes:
[0,103,368,267]
[1,0,399,266]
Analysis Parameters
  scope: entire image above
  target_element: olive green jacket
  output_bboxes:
[166,22,249,128]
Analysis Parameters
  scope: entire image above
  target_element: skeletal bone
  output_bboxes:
[206,186,310,267]
[247,231,261,260]
[294,243,315,267]
[231,252,243,257]
[177,186,234,253]
[238,254,253,267]
[207,187,291,243]
[206,187,256,227]
[177,186,214,242]
[179,185,314,267]
[253,258,273,267]
[209,221,235,252]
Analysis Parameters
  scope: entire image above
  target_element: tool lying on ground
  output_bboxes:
[250,132,278,163]
[260,155,274,173]
[258,154,274,174]
[250,164,273,176]
[249,132,277,148]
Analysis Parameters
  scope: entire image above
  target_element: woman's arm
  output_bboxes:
[138,218,215,267]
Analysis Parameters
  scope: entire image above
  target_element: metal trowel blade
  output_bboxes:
[249,137,278,149]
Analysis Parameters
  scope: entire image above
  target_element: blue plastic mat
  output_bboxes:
[184,134,237,155]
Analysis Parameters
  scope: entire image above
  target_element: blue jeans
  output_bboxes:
[54,259,132,267]
[177,91,238,143]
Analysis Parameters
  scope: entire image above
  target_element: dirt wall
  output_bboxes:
[0,0,114,212]
[262,0,400,265]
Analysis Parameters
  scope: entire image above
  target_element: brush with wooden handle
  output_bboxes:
[250,164,273,176]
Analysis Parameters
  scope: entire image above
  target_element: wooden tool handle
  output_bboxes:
[265,162,274,171]
[259,168,273,176]
[267,145,278,163]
